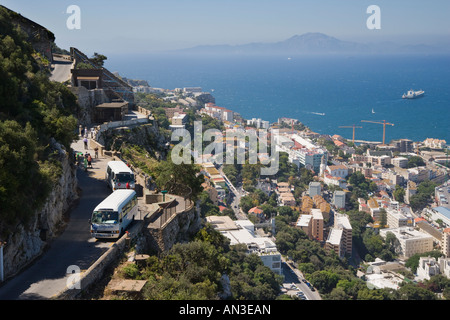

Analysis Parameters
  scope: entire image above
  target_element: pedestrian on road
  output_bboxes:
[87,154,92,168]
[94,147,99,159]
[83,137,88,149]
[83,157,88,171]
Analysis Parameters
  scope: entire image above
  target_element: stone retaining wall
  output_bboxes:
[55,227,141,299]
[55,195,199,299]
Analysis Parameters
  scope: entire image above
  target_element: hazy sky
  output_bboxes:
[2,0,450,55]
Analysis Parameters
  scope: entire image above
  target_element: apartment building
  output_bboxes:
[391,157,408,168]
[247,117,269,129]
[333,190,346,209]
[296,214,312,237]
[280,193,296,207]
[423,138,447,149]
[201,102,234,122]
[326,213,353,258]
[274,133,328,173]
[380,227,434,258]
[367,197,382,222]
[334,213,353,255]
[386,208,413,228]
[326,228,344,258]
[206,216,282,275]
[391,139,413,152]
[301,195,314,214]
[443,229,450,258]
[311,209,324,241]
[295,209,324,241]
[417,256,450,280]
[309,182,322,197]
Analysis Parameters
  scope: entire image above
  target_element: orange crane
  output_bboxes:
[339,125,362,143]
[361,120,394,145]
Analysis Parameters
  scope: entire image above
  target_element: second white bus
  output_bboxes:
[105,160,136,191]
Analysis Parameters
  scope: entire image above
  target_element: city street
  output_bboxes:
[281,259,322,300]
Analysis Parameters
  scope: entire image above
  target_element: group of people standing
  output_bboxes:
[78,125,99,171]
[80,125,100,149]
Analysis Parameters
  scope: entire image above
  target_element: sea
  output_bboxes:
[106,53,450,144]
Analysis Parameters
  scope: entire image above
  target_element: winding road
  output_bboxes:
[0,138,114,300]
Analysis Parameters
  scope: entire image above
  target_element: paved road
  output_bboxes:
[281,259,322,300]
[50,56,73,83]
[0,137,114,300]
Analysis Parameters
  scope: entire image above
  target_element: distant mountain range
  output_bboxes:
[176,32,450,55]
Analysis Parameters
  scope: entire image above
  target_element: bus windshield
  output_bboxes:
[91,211,119,224]
[115,173,134,183]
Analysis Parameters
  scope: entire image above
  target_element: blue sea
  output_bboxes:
[106,53,450,143]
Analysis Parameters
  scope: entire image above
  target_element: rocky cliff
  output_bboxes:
[2,140,78,279]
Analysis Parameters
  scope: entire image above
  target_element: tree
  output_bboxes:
[396,283,437,300]
[407,156,425,168]
[89,52,107,67]
[309,270,340,294]
[153,155,204,200]
[0,121,55,237]
[393,185,405,202]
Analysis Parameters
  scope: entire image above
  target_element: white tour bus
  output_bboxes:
[105,160,136,191]
[90,189,138,239]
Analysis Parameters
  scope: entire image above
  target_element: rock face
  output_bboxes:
[3,5,55,62]
[101,123,169,160]
[2,140,78,279]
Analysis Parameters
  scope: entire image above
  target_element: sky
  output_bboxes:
[2,0,450,55]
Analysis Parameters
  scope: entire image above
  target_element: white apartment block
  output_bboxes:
[423,138,447,149]
[309,182,322,197]
[335,213,353,255]
[333,190,346,209]
[380,227,434,258]
[296,214,312,236]
[417,256,450,280]
[391,157,408,168]
[206,216,282,275]
[386,208,413,229]
[202,103,234,122]
[326,213,352,258]
[326,228,344,258]
[417,257,440,280]
[247,118,269,129]
[439,257,450,279]
[275,134,327,173]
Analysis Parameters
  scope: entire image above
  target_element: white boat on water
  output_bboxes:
[372,108,375,114]
[402,89,424,99]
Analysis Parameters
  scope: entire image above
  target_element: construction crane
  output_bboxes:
[339,125,362,143]
[361,120,394,145]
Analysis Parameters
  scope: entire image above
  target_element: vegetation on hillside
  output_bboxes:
[103,225,284,300]
[0,7,78,238]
